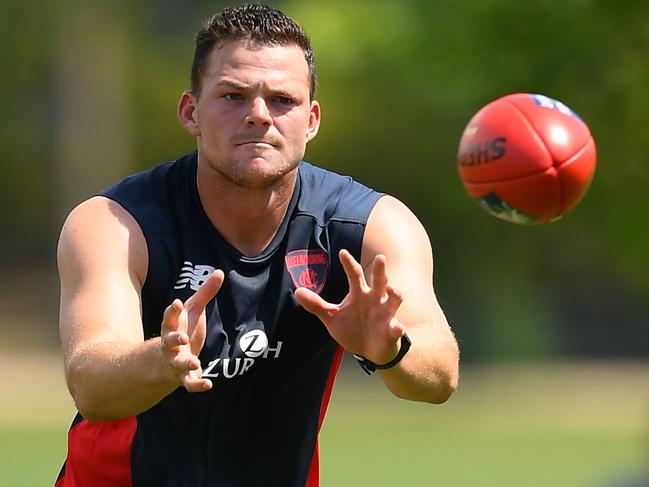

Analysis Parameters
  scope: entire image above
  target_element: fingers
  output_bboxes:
[294,287,337,324]
[169,351,201,372]
[169,356,212,393]
[339,249,367,293]
[161,299,184,333]
[384,285,403,316]
[159,270,223,394]
[186,270,225,310]
[344,250,402,305]
[164,269,224,327]
[160,337,212,392]
[370,254,388,297]
[181,371,212,393]
[161,329,198,370]
[388,317,406,340]
[162,330,189,350]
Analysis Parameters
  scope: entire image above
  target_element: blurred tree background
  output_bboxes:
[1,0,647,362]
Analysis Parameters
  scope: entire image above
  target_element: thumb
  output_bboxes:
[294,287,337,324]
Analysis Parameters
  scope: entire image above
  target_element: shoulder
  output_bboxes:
[100,153,196,235]
[101,159,176,200]
[58,195,148,288]
[362,195,433,270]
[61,196,144,240]
[297,162,383,223]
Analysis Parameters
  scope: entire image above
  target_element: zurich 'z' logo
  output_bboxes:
[530,94,581,121]
[174,261,215,291]
[284,249,328,294]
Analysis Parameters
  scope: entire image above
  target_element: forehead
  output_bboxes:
[203,40,310,90]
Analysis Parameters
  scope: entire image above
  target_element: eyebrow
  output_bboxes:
[216,79,249,91]
[215,79,300,99]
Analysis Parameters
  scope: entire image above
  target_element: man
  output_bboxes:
[56,4,459,486]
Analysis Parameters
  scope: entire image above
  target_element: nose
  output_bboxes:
[245,97,272,127]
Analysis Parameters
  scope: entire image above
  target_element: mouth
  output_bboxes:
[232,134,280,148]
[235,141,276,148]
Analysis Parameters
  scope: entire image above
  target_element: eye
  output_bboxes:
[224,93,243,101]
[273,96,293,105]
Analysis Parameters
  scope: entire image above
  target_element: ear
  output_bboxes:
[177,91,201,137]
[305,100,321,143]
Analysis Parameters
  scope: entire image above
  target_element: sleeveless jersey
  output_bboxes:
[56,152,383,487]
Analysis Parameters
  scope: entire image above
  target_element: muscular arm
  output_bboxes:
[361,196,459,403]
[58,197,220,421]
[294,195,459,404]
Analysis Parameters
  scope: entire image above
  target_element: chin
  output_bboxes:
[228,159,299,189]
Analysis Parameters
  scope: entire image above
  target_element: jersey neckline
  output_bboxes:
[188,153,302,264]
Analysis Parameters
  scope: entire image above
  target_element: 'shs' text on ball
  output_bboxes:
[459,137,507,166]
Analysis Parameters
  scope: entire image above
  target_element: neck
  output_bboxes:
[196,160,298,257]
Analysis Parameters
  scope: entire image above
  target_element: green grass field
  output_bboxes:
[2,352,647,486]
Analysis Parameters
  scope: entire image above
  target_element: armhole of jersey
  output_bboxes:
[96,194,151,290]
[333,192,385,264]
[358,193,386,263]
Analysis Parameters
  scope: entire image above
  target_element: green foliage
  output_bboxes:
[0,1,58,252]
[288,0,649,359]
[1,0,647,359]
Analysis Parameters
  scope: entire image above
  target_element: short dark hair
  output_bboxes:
[191,4,316,99]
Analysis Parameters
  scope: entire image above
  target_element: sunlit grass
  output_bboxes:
[1,352,647,486]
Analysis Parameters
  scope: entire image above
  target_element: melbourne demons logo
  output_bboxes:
[284,249,328,294]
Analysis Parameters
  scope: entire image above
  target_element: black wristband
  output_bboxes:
[354,333,412,375]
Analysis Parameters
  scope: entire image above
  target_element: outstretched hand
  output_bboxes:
[294,249,405,365]
[160,270,224,392]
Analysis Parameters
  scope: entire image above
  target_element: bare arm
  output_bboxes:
[361,196,459,403]
[295,195,459,404]
[58,197,222,421]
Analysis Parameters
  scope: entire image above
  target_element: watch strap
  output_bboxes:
[354,332,412,375]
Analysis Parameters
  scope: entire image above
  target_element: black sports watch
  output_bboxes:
[354,333,412,375]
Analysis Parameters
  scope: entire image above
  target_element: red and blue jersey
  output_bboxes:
[56,152,382,486]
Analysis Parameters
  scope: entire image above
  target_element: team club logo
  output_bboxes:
[202,329,283,380]
[284,249,328,293]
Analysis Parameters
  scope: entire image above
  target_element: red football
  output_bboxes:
[457,93,596,224]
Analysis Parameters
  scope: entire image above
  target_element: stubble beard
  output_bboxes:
[208,153,301,191]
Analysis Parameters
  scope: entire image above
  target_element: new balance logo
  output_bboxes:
[174,261,215,291]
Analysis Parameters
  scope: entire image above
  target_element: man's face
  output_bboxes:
[188,39,320,189]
